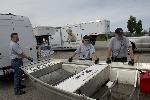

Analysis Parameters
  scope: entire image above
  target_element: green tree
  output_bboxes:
[135,20,143,36]
[127,16,143,36]
[127,16,136,35]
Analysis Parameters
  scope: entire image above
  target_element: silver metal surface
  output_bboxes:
[21,59,150,100]
[21,59,110,100]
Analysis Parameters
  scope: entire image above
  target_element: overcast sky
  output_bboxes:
[0,0,150,31]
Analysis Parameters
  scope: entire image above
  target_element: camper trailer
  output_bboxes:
[52,20,110,50]
[0,13,37,76]
[34,20,110,50]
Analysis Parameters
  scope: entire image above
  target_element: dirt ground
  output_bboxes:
[0,41,150,100]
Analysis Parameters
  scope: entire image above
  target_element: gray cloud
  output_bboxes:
[0,0,150,31]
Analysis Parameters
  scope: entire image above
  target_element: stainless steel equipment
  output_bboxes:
[22,59,110,100]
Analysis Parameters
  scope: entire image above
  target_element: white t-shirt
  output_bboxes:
[108,36,132,58]
[75,43,95,59]
[9,41,23,59]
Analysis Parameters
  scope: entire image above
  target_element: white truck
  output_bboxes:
[0,13,37,76]
[34,20,110,50]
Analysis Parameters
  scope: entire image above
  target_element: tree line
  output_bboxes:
[127,16,143,36]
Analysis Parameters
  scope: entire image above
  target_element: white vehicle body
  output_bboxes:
[35,20,110,50]
[33,26,55,57]
[33,26,55,36]
[0,14,37,76]
[128,36,150,51]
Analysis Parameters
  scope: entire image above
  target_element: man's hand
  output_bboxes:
[95,58,99,64]
[106,58,111,64]
[128,59,134,66]
[27,57,33,62]
[68,57,73,62]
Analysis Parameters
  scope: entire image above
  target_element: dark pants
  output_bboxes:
[11,58,23,93]
[111,57,127,62]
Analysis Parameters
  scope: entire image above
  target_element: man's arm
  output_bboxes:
[126,38,134,60]
[128,47,134,66]
[89,45,99,64]
[89,44,97,60]
[70,52,77,59]
[68,45,81,62]
[90,52,98,60]
[19,53,33,61]
[128,47,134,60]
[107,48,112,59]
[72,45,81,58]
[19,52,29,59]
[91,52,99,64]
[12,45,32,61]
[106,38,113,64]
[126,38,134,66]
[68,52,76,62]
[107,38,114,59]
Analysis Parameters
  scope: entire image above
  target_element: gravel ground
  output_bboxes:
[0,41,150,100]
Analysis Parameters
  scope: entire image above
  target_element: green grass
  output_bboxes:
[96,35,110,41]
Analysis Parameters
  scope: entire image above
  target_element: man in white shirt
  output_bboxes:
[68,35,99,64]
[10,33,33,95]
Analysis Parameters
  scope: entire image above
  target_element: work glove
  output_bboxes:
[95,58,99,64]
[106,58,111,64]
[128,59,134,66]
[68,57,73,62]
[27,57,33,62]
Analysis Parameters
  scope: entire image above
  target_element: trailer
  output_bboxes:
[0,13,37,76]
[34,20,110,50]
[33,26,55,58]
[21,59,150,100]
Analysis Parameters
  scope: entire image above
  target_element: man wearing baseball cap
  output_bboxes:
[106,28,134,65]
[68,35,99,64]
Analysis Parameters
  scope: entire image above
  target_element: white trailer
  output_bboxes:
[33,26,55,36]
[37,20,110,50]
[0,13,37,76]
[33,26,55,58]
[50,26,83,50]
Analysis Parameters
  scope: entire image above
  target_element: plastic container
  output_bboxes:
[140,71,150,93]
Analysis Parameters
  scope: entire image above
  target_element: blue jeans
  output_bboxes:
[11,58,23,93]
